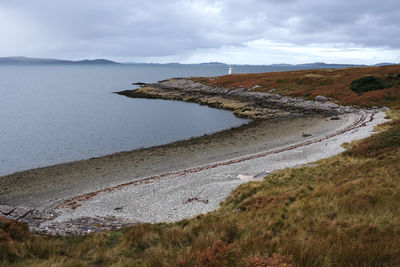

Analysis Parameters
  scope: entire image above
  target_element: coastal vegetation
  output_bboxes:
[350,76,385,94]
[1,65,400,266]
[194,65,400,107]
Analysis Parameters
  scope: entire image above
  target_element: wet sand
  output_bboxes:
[1,114,350,209]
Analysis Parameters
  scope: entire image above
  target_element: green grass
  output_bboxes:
[350,75,386,94]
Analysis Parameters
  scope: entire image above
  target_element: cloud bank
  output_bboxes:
[0,0,399,64]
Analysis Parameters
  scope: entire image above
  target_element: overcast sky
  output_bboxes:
[1,0,399,64]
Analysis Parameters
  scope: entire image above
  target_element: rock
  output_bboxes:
[321,102,339,109]
[238,174,255,180]
[184,197,209,204]
[27,209,58,220]
[315,95,329,102]
[53,216,137,235]
[8,206,32,219]
[132,82,147,86]
[0,204,15,215]
[2,203,139,235]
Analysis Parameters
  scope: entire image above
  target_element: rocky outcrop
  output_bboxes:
[0,204,137,235]
[117,78,358,119]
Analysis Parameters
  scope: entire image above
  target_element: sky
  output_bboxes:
[0,0,399,65]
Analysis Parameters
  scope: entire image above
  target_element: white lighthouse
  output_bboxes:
[228,65,232,75]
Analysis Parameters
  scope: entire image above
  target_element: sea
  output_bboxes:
[0,63,354,176]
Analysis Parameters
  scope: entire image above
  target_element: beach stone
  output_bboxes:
[315,95,329,102]
[0,204,15,215]
[238,174,255,180]
[321,102,339,108]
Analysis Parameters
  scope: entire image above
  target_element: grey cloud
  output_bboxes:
[0,0,398,60]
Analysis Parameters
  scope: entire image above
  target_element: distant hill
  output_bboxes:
[373,62,399,66]
[270,63,292,66]
[297,62,366,68]
[76,59,118,64]
[200,62,227,65]
[0,56,118,65]
[230,62,367,69]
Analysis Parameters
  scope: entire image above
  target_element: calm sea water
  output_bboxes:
[0,64,242,176]
[0,63,349,176]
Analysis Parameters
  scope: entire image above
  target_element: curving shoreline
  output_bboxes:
[0,78,389,235]
[0,116,332,208]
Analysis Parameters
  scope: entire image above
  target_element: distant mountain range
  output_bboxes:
[197,62,399,67]
[0,56,118,65]
[299,62,400,67]
[373,62,398,66]
[0,56,397,67]
[199,62,227,65]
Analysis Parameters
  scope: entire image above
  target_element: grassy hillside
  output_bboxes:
[1,66,400,266]
[194,65,400,108]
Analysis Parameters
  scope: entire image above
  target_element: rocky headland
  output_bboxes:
[118,78,356,119]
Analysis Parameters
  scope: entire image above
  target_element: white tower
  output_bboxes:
[228,65,232,75]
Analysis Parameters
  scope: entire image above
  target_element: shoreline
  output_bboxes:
[56,111,371,211]
[0,77,389,235]
[0,113,252,177]
[0,116,323,208]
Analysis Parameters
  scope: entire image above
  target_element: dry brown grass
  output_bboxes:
[193,65,400,107]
